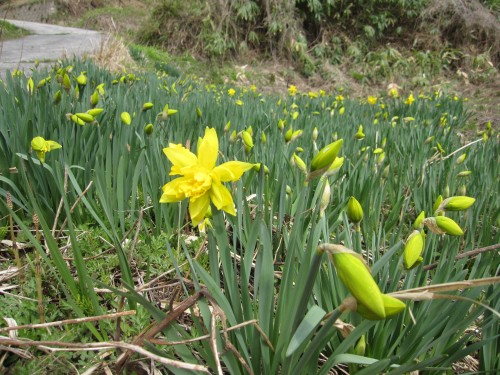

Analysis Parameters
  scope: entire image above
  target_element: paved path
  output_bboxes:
[0,19,103,76]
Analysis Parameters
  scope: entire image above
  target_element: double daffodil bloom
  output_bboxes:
[160,127,254,225]
[31,136,62,163]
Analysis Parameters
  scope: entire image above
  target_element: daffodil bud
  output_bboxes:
[404,230,425,269]
[37,77,50,88]
[229,130,237,143]
[261,131,267,144]
[278,119,285,130]
[86,108,103,117]
[319,179,331,217]
[292,153,307,174]
[62,73,71,93]
[144,123,154,135]
[355,125,365,140]
[90,90,99,107]
[459,185,467,196]
[424,216,464,236]
[323,244,385,320]
[53,90,62,105]
[312,127,318,141]
[310,139,343,172]
[196,107,202,118]
[27,77,34,94]
[356,293,405,320]
[424,136,434,144]
[456,153,466,164]
[347,196,363,224]
[224,121,231,132]
[377,152,385,166]
[373,148,383,154]
[242,131,254,149]
[70,114,85,126]
[457,170,472,177]
[253,163,269,174]
[439,196,475,212]
[432,195,443,214]
[354,335,366,356]
[76,72,87,86]
[339,107,345,115]
[286,185,292,195]
[285,127,293,142]
[324,156,344,177]
[121,112,131,125]
[381,164,390,178]
[142,102,154,112]
[413,211,425,229]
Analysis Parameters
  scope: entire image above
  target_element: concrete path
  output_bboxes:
[0,19,104,76]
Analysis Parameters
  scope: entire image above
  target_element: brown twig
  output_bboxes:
[0,311,136,333]
[56,180,93,240]
[0,338,209,373]
[424,243,500,271]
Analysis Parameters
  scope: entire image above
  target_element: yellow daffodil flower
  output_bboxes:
[288,85,297,96]
[160,127,254,225]
[31,136,62,163]
[367,95,377,105]
[228,88,236,97]
[405,93,415,105]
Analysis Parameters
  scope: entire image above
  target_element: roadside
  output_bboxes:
[0,19,103,76]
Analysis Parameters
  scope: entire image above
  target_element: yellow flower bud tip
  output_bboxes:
[242,131,254,148]
[404,230,425,269]
[86,108,104,117]
[347,196,363,224]
[439,196,475,212]
[71,114,86,126]
[457,170,472,177]
[224,121,231,132]
[120,112,132,125]
[356,294,405,320]
[310,139,343,172]
[142,102,154,111]
[432,195,443,214]
[261,131,267,144]
[373,148,383,154]
[229,130,237,143]
[285,127,293,142]
[144,124,154,135]
[424,216,464,236]
[354,335,366,356]
[196,107,202,118]
[312,127,319,141]
[290,129,303,142]
[292,153,308,174]
[456,153,467,164]
[324,244,386,320]
[319,181,331,217]
[413,211,425,229]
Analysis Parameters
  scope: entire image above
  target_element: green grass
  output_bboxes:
[0,20,30,40]
[0,58,498,373]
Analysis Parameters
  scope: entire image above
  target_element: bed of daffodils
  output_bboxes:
[0,59,498,374]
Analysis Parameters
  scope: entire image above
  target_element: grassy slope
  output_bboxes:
[0,19,29,40]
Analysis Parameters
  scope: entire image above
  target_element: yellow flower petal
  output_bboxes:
[160,178,189,202]
[210,181,235,214]
[197,127,218,170]
[212,161,254,182]
[163,144,197,174]
[189,192,210,225]
[46,140,62,151]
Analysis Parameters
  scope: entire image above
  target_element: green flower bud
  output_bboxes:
[196,107,202,118]
[457,170,472,177]
[432,195,443,214]
[142,102,154,111]
[319,179,331,217]
[285,126,293,142]
[86,108,104,117]
[292,153,307,174]
[355,125,365,140]
[325,245,385,320]
[286,185,292,195]
[229,130,237,143]
[53,90,62,105]
[312,127,319,141]
[224,121,231,132]
[354,335,366,356]
[439,196,475,212]
[404,230,425,269]
[121,112,131,125]
[76,72,87,86]
[144,123,154,135]
[413,211,425,229]
[75,112,95,123]
[242,131,254,149]
[311,139,343,172]
[62,73,71,93]
[90,90,99,107]
[456,153,466,164]
[347,196,363,224]
[424,216,464,236]
[261,131,267,144]
[253,163,269,174]
[356,293,405,320]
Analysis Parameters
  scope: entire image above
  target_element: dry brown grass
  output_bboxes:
[420,0,500,66]
[90,33,137,73]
